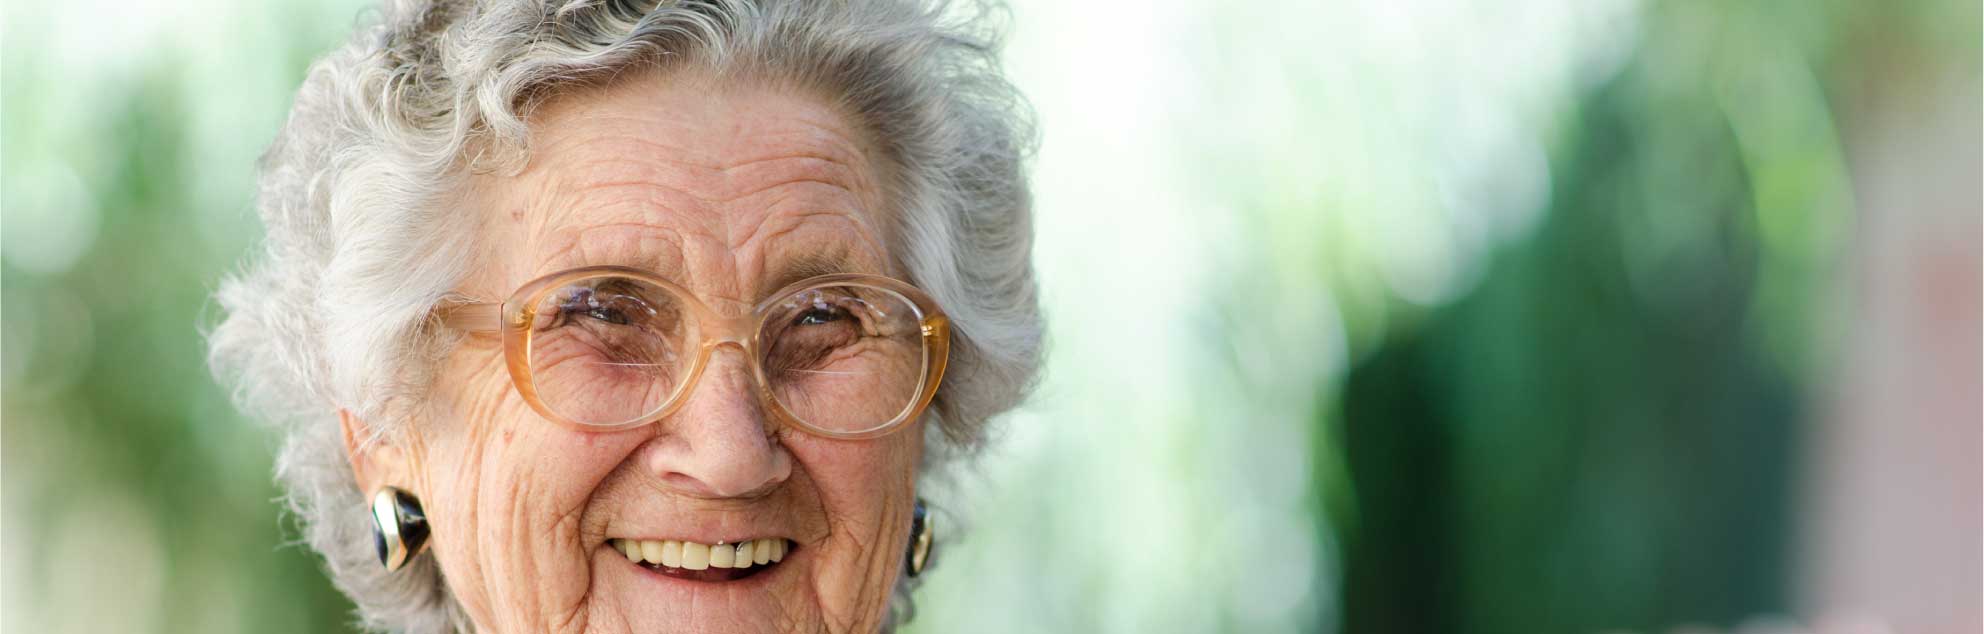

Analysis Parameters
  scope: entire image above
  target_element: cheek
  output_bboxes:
[793,421,923,512]
[787,422,923,608]
[426,350,631,491]
[416,353,638,627]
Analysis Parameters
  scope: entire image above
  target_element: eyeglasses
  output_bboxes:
[441,266,950,439]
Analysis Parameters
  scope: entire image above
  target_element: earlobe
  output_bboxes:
[341,412,433,572]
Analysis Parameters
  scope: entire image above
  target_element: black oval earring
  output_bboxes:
[905,498,935,577]
[370,487,430,572]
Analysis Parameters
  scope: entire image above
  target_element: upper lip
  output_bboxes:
[602,517,803,546]
[609,534,786,544]
[598,503,820,548]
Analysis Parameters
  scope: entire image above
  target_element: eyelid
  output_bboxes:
[796,294,893,339]
[602,293,659,318]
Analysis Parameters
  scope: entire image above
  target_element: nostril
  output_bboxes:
[641,432,790,499]
[652,470,713,496]
[702,449,791,499]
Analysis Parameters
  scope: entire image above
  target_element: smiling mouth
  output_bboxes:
[612,537,792,582]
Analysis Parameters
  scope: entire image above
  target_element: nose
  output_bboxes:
[640,346,792,498]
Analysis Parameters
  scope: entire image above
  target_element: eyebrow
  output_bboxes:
[763,250,864,295]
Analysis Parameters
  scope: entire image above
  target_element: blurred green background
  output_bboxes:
[3,1,1977,633]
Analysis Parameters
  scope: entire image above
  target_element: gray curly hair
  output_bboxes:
[206,0,1040,631]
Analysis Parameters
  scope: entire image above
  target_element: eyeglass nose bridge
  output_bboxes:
[688,312,770,370]
[657,314,784,429]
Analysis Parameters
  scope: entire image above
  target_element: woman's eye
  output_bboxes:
[795,307,847,326]
[583,306,630,325]
[554,289,644,327]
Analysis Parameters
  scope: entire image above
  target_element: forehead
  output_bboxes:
[470,70,894,303]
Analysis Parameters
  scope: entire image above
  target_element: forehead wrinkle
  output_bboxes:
[552,148,876,218]
[717,155,875,205]
[731,207,882,272]
[531,89,875,184]
[530,180,706,279]
[491,73,895,307]
[716,121,876,176]
[769,226,887,287]
[714,123,885,214]
[547,139,721,201]
[720,181,872,245]
[537,138,875,241]
[559,177,719,230]
[564,223,689,274]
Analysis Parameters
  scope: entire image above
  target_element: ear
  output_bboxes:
[340,409,416,496]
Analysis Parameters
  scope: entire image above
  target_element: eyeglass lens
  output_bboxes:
[523,275,929,433]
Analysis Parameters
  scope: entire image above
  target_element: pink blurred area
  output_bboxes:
[1800,54,1981,634]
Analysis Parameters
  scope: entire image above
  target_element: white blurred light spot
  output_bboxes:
[1229,509,1318,626]
[1377,213,1464,306]
[3,161,100,275]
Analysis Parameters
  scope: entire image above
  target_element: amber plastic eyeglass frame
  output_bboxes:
[439,266,951,440]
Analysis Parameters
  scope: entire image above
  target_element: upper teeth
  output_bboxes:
[613,537,787,571]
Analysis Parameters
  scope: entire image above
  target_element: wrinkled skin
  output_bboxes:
[343,70,920,634]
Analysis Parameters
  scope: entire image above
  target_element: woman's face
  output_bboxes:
[355,71,922,633]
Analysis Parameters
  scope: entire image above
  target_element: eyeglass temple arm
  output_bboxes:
[440,302,504,335]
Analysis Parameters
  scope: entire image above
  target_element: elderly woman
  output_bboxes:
[207,1,1040,632]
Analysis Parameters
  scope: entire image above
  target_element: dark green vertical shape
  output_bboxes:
[1334,34,1805,634]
